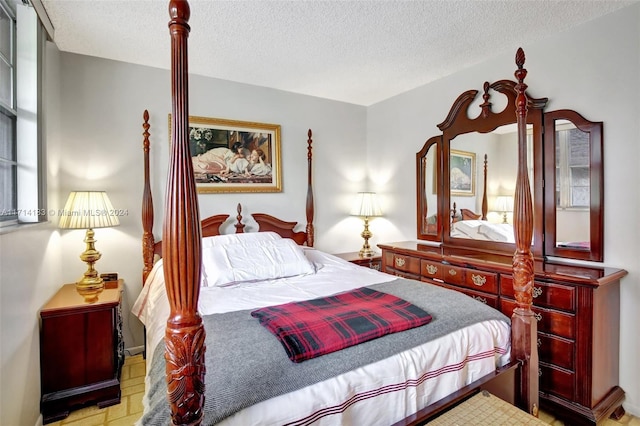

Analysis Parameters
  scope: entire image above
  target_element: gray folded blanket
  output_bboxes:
[140,278,509,425]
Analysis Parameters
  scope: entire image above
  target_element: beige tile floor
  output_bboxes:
[51,354,639,425]
[48,354,146,426]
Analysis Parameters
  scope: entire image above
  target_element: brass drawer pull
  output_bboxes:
[534,313,542,322]
[395,257,406,268]
[537,338,542,348]
[473,296,488,305]
[426,264,438,275]
[448,269,457,276]
[533,287,543,298]
[471,274,486,286]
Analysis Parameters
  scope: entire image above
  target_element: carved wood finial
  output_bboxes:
[481,154,488,220]
[169,0,190,24]
[234,203,245,233]
[515,47,526,69]
[480,81,492,118]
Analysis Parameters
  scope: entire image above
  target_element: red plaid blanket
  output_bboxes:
[251,287,433,362]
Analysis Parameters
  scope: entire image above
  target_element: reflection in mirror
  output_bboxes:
[448,124,533,245]
[554,120,590,249]
[544,109,602,262]
[417,136,440,241]
[422,144,438,234]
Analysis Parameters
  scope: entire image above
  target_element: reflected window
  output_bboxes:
[555,127,589,209]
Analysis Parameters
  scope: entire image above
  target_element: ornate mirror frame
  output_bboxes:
[416,82,606,262]
[416,135,442,241]
[544,109,604,262]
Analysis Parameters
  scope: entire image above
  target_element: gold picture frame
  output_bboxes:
[169,115,282,193]
[450,149,475,196]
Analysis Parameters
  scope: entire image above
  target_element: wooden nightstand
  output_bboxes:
[40,280,124,423]
[334,251,382,270]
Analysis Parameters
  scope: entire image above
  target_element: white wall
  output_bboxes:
[367,4,640,416]
[0,39,64,426]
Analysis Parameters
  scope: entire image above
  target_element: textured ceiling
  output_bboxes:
[40,0,636,106]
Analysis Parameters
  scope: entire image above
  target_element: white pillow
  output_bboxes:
[201,231,282,249]
[479,223,514,243]
[451,220,483,238]
[202,238,315,287]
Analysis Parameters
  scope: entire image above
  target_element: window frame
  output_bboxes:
[0,0,17,226]
[0,0,46,229]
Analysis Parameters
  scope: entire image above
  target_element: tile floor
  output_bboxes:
[47,354,145,426]
[50,354,639,425]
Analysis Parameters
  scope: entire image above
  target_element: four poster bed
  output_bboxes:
[134,1,539,424]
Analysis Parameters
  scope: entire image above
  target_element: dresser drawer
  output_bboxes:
[537,332,574,371]
[438,282,500,309]
[420,260,443,281]
[539,362,575,402]
[463,270,498,294]
[501,276,575,312]
[387,253,420,275]
[442,264,464,286]
[390,269,420,280]
[500,298,575,340]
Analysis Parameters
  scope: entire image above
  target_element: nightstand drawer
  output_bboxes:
[334,252,382,270]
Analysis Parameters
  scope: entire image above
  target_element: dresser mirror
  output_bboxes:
[416,135,442,241]
[417,80,605,262]
[447,124,535,248]
[544,109,603,261]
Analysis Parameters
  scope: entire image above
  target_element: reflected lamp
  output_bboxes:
[59,191,120,301]
[495,195,514,224]
[350,192,382,258]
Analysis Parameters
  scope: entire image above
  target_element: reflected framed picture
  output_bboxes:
[169,115,282,193]
[450,149,475,196]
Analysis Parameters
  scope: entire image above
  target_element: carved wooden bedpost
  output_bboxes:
[142,110,155,285]
[164,1,205,424]
[305,129,315,247]
[481,154,488,220]
[511,47,539,416]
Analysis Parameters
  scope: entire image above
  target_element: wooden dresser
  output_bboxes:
[379,241,627,426]
[40,281,124,423]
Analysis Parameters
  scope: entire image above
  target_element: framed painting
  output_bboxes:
[170,115,282,193]
[450,149,475,196]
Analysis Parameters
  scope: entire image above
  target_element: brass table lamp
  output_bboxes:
[495,195,514,224]
[351,192,382,258]
[59,191,120,302]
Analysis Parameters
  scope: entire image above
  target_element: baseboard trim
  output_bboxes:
[125,345,144,356]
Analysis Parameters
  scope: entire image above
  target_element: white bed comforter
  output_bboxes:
[133,248,510,426]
